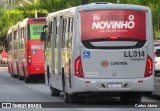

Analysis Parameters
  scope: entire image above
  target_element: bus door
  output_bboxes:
[79,10,152,80]
[54,17,63,90]
[50,18,58,88]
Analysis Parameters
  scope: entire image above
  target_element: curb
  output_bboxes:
[0,67,8,71]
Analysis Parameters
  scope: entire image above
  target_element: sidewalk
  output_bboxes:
[0,63,8,67]
[0,67,8,72]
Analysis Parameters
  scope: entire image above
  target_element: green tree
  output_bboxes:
[0,9,23,41]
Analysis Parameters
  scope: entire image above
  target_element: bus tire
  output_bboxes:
[132,93,142,103]
[63,79,75,103]
[64,82,84,103]
[51,87,60,96]
[64,93,84,103]
[13,74,18,78]
[155,71,160,76]
[64,84,69,103]
[47,66,50,85]
[120,93,142,103]
[25,77,31,83]
[18,75,24,80]
[11,74,13,77]
[62,68,65,92]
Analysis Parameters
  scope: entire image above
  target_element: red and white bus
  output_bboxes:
[42,3,154,103]
[7,18,46,83]
[7,26,14,75]
[7,22,21,78]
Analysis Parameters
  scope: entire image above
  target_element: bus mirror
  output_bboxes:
[43,25,48,31]
[40,32,46,41]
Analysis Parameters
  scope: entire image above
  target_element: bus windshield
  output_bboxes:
[30,24,45,40]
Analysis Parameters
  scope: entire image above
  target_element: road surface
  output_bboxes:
[0,67,160,111]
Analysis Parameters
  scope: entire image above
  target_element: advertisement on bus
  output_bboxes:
[80,10,146,41]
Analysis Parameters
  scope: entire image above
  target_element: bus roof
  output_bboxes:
[13,21,21,31]
[6,26,14,41]
[20,17,46,28]
[20,18,29,28]
[46,3,150,21]
[27,17,46,24]
[7,27,13,35]
[76,3,150,11]
[46,7,75,21]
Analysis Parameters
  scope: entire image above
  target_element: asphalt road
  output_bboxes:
[0,67,160,111]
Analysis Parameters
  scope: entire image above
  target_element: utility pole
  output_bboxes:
[34,0,37,18]
[24,0,37,18]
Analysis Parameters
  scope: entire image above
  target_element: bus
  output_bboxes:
[41,3,154,103]
[7,18,46,83]
[6,22,21,78]
[7,27,13,75]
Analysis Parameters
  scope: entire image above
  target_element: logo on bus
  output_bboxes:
[101,60,109,67]
[92,14,135,29]
[83,51,90,58]
[32,50,37,54]
[93,14,100,21]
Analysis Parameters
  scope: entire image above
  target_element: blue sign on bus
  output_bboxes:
[83,51,90,58]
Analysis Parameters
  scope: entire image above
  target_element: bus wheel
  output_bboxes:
[132,93,142,103]
[11,73,14,77]
[64,92,85,103]
[51,87,60,96]
[63,79,74,103]
[64,83,84,103]
[13,74,18,78]
[25,77,31,83]
[13,74,15,78]
[18,75,24,80]
[64,84,69,103]
[120,93,142,103]
[63,81,75,103]
[46,66,50,85]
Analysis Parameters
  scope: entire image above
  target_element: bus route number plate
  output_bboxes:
[107,82,122,88]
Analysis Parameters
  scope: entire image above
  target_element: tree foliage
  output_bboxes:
[1,0,160,41]
[0,9,23,40]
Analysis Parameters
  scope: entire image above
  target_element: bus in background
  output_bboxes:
[6,27,13,75]
[7,22,21,78]
[41,3,154,103]
[18,18,46,83]
[7,18,46,83]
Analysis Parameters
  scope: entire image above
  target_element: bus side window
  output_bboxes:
[53,19,57,48]
[47,34,51,48]
[13,30,18,59]
[68,17,73,49]
[49,21,52,34]
[55,19,59,49]
[20,28,22,50]
[62,18,69,49]
[22,28,25,49]
[8,34,12,52]
[46,22,53,48]
[24,27,27,49]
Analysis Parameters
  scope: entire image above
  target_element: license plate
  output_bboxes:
[107,83,122,88]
